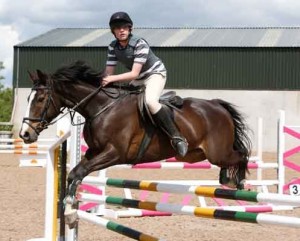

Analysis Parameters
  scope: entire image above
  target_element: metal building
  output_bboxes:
[13,27,300,90]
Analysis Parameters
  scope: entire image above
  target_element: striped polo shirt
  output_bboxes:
[106,34,166,80]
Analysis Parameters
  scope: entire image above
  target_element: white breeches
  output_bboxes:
[131,72,166,114]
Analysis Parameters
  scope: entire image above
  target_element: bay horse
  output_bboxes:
[19,61,252,227]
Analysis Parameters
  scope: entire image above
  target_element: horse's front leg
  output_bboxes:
[66,147,96,196]
[64,144,120,228]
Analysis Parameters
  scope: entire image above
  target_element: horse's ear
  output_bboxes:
[27,71,37,82]
[36,69,47,85]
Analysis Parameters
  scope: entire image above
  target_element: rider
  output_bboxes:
[102,11,188,157]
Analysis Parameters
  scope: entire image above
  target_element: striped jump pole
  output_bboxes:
[0,150,48,154]
[82,177,300,207]
[84,176,279,188]
[0,141,53,167]
[106,161,278,170]
[79,194,300,228]
[77,210,164,241]
[0,144,50,167]
[0,138,56,143]
[0,144,50,149]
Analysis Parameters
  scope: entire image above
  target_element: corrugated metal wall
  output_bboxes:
[14,46,300,89]
[13,47,108,88]
[155,47,300,89]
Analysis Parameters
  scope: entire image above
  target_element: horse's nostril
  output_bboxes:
[22,131,30,141]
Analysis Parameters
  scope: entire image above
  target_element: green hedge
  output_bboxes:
[0,85,13,122]
[0,123,13,131]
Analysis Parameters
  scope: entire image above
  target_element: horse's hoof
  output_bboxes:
[65,201,78,229]
[237,179,247,190]
[224,181,237,189]
[219,168,230,185]
[65,208,79,229]
[67,219,78,229]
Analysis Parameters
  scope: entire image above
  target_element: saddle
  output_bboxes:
[107,83,184,162]
[136,88,184,163]
[109,83,184,123]
[138,90,184,125]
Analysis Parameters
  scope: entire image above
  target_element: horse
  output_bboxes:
[19,61,252,227]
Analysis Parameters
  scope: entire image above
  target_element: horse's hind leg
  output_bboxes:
[205,135,248,189]
[218,151,248,189]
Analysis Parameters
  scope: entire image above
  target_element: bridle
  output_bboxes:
[22,81,63,135]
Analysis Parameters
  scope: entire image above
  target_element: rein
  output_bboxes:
[31,82,132,131]
[63,86,127,126]
[50,85,104,126]
[64,85,142,125]
[89,87,129,120]
[25,73,143,135]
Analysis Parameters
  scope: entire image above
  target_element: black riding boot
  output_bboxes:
[152,106,188,157]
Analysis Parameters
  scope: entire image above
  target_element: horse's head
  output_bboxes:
[20,61,105,143]
[19,70,62,143]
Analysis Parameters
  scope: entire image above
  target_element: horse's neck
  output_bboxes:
[57,82,109,119]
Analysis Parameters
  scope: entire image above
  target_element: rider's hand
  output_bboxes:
[102,75,115,87]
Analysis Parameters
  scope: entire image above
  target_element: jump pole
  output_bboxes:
[0,150,48,154]
[0,138,56,143]
[77,210,164,241]
[0,144,50,149]
[78,194,300,228]
[82,177,300,207]
[106,161,278,169]
[0,137,56,167]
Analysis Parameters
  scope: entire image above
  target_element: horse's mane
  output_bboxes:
[52,60,104,87]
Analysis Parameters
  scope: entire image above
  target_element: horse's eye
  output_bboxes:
[37,96,44,102]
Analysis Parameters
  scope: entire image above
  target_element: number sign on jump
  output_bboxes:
[289,184,300,196]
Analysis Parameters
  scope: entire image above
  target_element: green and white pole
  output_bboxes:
[82,177,300,207]
[79,193,300,228]
[77,210,165,241]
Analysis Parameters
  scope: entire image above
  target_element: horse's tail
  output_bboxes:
[216,99,252,185]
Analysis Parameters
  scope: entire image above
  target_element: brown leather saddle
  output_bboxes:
[108,83,184,162]
[138,90,184,125]
[136,87,184,163]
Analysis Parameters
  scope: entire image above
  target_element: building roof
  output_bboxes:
[15,27,300,48]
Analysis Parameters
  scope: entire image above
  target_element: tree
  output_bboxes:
[0,61,4,82]
[0,62,13,123]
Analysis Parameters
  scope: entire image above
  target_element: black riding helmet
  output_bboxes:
[109,12,133,29]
